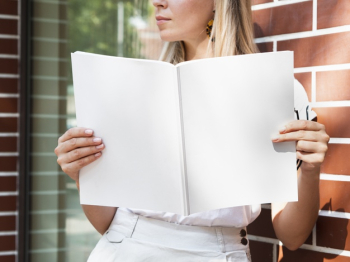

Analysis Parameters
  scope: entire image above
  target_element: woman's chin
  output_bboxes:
[158,31,181,42]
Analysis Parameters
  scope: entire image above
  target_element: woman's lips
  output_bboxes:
[156,16,171,25]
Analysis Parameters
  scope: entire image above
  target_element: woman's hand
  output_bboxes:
[271,119,330,250]
[55,127,115,235]
[54,127,105,183]
[271,119,330,173]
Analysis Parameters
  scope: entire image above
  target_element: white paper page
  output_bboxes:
[71,52,185,214]
[177,51,296,213]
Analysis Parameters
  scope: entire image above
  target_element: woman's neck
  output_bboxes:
[183,37,212,61]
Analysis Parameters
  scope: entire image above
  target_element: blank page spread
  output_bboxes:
[71,51,297,215]
[72,52,185,214]
[177,52,296,213]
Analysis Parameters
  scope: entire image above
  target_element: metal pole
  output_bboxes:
[118,1,124,57]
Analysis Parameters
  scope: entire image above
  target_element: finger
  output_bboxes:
[296,151,325,165]
[58,127,94,144]
[58,144,105,165]
[296,140,327,153]
[272,130,322,143]
[61,152,102,180]
[56,136,103,155]
[279,120,325,134]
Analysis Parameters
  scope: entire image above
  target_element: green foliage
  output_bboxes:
[67,0,150,82]
[68,0,149,56]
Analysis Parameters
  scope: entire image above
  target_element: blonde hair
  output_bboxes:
[159,0,258,64]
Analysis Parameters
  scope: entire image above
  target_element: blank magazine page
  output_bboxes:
[72,52,184,214]
[178,51,296,214]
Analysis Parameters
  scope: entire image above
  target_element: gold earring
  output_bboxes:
[206,10,215,42]
[206,19,213,38]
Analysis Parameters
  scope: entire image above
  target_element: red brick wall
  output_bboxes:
[1,0,349,261]
[0,0,19,261]
[249,0,350,261]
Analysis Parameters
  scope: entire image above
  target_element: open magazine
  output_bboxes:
[71,51,297,215]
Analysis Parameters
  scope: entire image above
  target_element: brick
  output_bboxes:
[248,208,276,238]
[0,235,15,251]
[0,117,17,132]
[313,107,350,138]
[0,256,16,262]
[31,213,66,231]
[0,58,18,74]
[252,0,273,5]
[0,0,18,15]
[0,98,17,113]
[30,251,66,262]
[31,194,66,211]
[33,41,67,58]
[0,176,16,191]
[33,2,67,20]
[278,32,350,68]
[320,180,350,213]
[256,42,273,53]
[0,78,18,94]
[0,137,16,152]
[278,245,350,261]
[316,70,350,102]
[249,240,273,262]
[318,0,350,29]
[33,59,68,78]
[31,175,65,192]
[321,144,350,175]
[253,2,312,38]
[0,196,17,211]
[0,19,17,35]
[0,39,17,54]
[33,20,67,39]
[294,73,312,102]
[316,216,350,250]
[0,157,17,172]
[31,231,66,250]
[248,207,312,245]
[0,216,16,231]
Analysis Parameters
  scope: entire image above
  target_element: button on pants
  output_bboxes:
[88,209,252,262]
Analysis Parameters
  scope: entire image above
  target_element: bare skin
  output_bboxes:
[271,120,329,250]
[55,128,116,234]
[55,0,330,249]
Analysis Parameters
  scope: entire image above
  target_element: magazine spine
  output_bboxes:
[176,67,190,216]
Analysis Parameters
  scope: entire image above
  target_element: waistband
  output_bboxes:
[105,208,249,253]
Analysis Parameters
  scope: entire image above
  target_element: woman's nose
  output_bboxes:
[152,0,168,8]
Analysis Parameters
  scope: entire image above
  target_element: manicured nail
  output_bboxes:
[279,126,286,133]
[85,129,93,135]
[95,152,102,157]
[93,138,102,143]
[271,134,279,141]
[96,144,104,149]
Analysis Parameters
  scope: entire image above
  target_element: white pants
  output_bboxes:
[88,208,252,262]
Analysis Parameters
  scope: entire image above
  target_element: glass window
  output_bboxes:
[30,0,163,261]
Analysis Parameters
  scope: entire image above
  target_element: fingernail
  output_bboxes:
[96,144,104,149]
[85,129,93,135]
[93,138,101,143]
[271,134,279,141]
[279,126,286,133]
[95,152,102,157]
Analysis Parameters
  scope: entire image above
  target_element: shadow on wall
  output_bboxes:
[253,23,272,53]
[252,4,349,261]
[278,199,348,261]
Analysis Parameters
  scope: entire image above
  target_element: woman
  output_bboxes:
[55,0,330,261]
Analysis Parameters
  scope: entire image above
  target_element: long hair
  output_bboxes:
[159,0,258,64]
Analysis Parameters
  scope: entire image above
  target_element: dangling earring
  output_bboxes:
[206,10,215,42]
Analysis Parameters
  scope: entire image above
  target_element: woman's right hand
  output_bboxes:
[55,127,115,234]
[54,127,105,182]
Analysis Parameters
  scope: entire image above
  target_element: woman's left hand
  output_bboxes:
[271,120,330,174]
